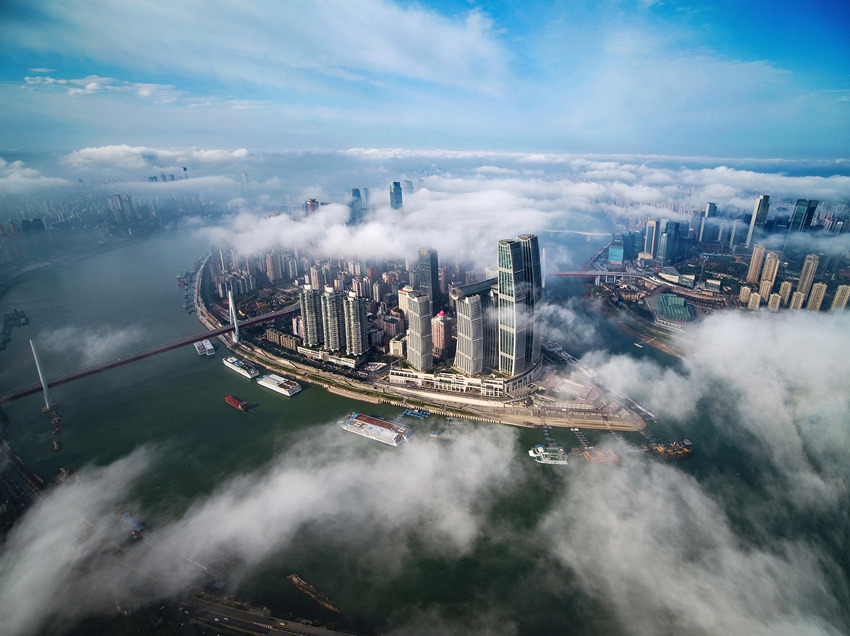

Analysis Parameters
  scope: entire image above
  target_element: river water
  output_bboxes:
[2,227,844,635]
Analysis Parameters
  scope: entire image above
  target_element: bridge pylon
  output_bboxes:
[228,290,239,344]
[29,340,54,412]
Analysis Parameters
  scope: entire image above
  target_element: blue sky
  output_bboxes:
[1,0,848,158]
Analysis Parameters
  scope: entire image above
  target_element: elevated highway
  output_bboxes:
[0,304,300,404]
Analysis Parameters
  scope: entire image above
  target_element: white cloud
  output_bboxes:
[0,157,68,194]
[63,145,250,170]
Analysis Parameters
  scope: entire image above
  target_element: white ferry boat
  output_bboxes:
[223,356,259,378]
[341,413,412,447]
[193,341,206,356]
[528,444,569,465]
[202,339,215,356]
[257,374,302,396]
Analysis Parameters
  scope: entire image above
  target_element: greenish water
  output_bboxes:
[3,229,846,635]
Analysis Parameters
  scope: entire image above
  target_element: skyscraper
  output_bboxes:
[450,278,498,376]
[788,199,819,233]
[746,244,766,283]
[747,292,762,310]
[320,286,346,351]
[746,194,770,248]
[299,285,323,347]
[797,254,819,299]
[807,282,827,311]
[518,234,542,365]
[390,182,403,210]
[790,291,805,310]
[343,291,368,356]
[831,285,850,311]
[644,220,657,258]
[497,238,528,376]
[348,188,364,225]
[406,290,432,371]
[418,248,440,311]
[768,293,781,312]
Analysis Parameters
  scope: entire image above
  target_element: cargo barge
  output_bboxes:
[225,395,248,411]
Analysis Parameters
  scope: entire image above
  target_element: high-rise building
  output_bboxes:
[698,203,716,243]
[779,281,793,306]
[406,290,432,371]
[768,293,781,312]
[343,291,368,356]
[418,248,440,311]
[390,182,403,210]
[746,244,766,283]
[788,199,819,233]
[739,286,752,304]
[746,194,770,248]
[450,278,497,375]
[431,310,451,359]
[807,282,827,311]
[797,254,819,299]
[518,234,542,365]
[299,285,323,347]
[497,239,528,376]
[348,188,364,225]
[747,292,761,310]
[644,220,657,258]
[831,285,850,311]
[310,264,325,291]
[759,251,780,296]
[320,286,346,351]
[790,291,805,310]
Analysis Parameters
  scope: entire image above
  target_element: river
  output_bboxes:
[1,226,845,635]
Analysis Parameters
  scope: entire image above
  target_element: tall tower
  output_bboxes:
[431,310,451,359]
[746,194,770,248]
[417,248,440,311]
[299,285,323,347]
[497,239,527,376]
[406,290,432,371]
[451,278,497,376]
[518,234,542,365]
[320,286,346,351]
[746,244,766,283]
[343,291,368,356]
[390,182,403,210]
[797,254,819,299]
[644,220,658,258]
[788,199,819,233]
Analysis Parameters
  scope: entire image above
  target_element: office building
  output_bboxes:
[320,286,346,351]
[608,233,625,270]
[497,239,528,376]
[788,200,819,233]
[343,291,368,356]
[299,286,323,347]
[790,291,805,310]
[644,220,658,258]
[807,282,827,311]
[349,188,364,225]
[406,290,432,371]
[797,254,819,299]
[779,281,793,306]
[418,248,440,311]
[451,278,497,376]
[831,285,850,311]
[518,234,542,366]
[746,194,770,248]
[746,244,766,283]
[390,181,403,210]
[768,293,781,312]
